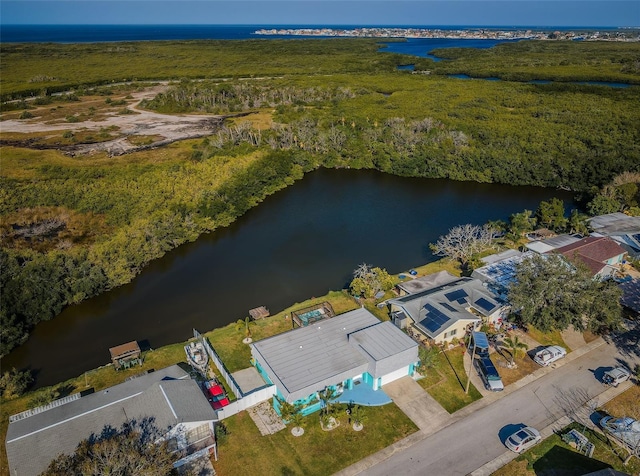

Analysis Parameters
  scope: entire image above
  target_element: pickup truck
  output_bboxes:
[533,345,566,366]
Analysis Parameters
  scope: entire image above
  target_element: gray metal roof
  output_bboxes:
[525,234,583,254]
[396,270,459,294]
[480,249,522,265]
[250,308,417,402]
[349,321,417,361]
[589,213,640,235]
[6,365,216,476]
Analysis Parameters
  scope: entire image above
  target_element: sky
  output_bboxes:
[1,0,639,28]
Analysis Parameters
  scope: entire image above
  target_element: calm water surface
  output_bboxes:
[2,169,575,387]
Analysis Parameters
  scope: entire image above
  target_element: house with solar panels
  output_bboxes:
[250,307,419,415]
[387,276,507,345]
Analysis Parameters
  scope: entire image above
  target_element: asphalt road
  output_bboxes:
[364,331,640,476]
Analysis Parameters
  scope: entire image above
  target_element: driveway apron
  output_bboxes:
[382,376,451,434]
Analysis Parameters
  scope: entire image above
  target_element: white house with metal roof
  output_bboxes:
[5,365,217,476]
[388,276,507,344]
[250,308,418,415]
[471,250,530,301]
[588,212,640,258]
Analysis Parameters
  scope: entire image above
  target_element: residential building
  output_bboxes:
[552,236,627,278]
[395,270,460,296]
[250,308,418,414]
[589,212,640,258]
[5,365,217,476]
[619,278,640,316]
[524,233,583,254]
[388,276,507,344]
[471,249,527,301]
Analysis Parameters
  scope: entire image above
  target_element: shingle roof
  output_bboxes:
[619,278,640,314]
[388,277,497,339]
[6,365,215,476]
[553,236,626,275]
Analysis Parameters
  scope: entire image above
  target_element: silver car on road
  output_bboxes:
[505,426,542,453]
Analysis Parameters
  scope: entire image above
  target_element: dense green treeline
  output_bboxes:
[2,38,640,358]
[0,148,314,356]
[419,40,640,83]
[2,39,640,100]
[0,38,402,100]
[173,73,640,190]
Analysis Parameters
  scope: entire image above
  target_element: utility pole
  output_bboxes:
[465,334,476,394]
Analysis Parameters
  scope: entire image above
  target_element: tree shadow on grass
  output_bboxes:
[441,348,465,391]
[532,445,610,475]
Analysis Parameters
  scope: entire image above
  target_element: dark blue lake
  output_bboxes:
[1,169,576,387]
[379,37,520,61]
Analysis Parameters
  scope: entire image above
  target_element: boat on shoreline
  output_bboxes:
[185,340,209,374]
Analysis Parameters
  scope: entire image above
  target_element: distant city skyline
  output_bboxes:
[1,1,638,28]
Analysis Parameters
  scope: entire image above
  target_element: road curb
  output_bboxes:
[334,336,612,476]
[467,380,634,476]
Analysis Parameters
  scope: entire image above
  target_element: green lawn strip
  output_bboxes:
[525,327,567,349]
[418,346,482,413]
[399,259,462,278]
[204,290,359,373]
[495,422,640,476]
[213,403,418,476]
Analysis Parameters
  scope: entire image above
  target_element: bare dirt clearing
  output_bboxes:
[1,84,226,156]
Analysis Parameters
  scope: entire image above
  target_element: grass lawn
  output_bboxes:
[399,260,462,279]
[492,421,640,476]
[524,327,567,349]
[417,346,482,413]
[603,384,640,420]
[204,290,359,373]
[494,352,540,387]
[212,402,418,476]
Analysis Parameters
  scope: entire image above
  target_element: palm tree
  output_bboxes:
[351,405,367,431]
[418,345,440,374]
[501,335,528,364]
[289,412,305,437]
[275,395,295,422]
[318,387,338,416]
[235,316,255,342]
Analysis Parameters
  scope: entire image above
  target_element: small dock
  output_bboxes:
[249,306,270,320]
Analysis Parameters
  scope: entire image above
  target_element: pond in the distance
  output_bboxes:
[2,168,576,387]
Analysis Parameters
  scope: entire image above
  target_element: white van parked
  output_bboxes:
[533,345,566,366]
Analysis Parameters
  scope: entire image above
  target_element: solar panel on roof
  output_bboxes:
[445,289,468,302]
[441,302,457,312]
[474,297,495,313]
[422,303,451,333]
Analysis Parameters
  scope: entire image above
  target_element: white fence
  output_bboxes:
[194,329,275,420]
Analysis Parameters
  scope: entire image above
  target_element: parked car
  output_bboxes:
[505,426,541,453]
[533,345,566,366]
[474,356,504,391]
[603,367,631,387]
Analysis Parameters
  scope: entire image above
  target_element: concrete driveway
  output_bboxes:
[338,328,639,476]
[382,376,451,434]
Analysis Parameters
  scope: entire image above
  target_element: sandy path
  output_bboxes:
[1,84,226,156]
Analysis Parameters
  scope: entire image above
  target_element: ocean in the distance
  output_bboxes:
[0,24,617,44]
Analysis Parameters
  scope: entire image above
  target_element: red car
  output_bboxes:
[205,381,230,409]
